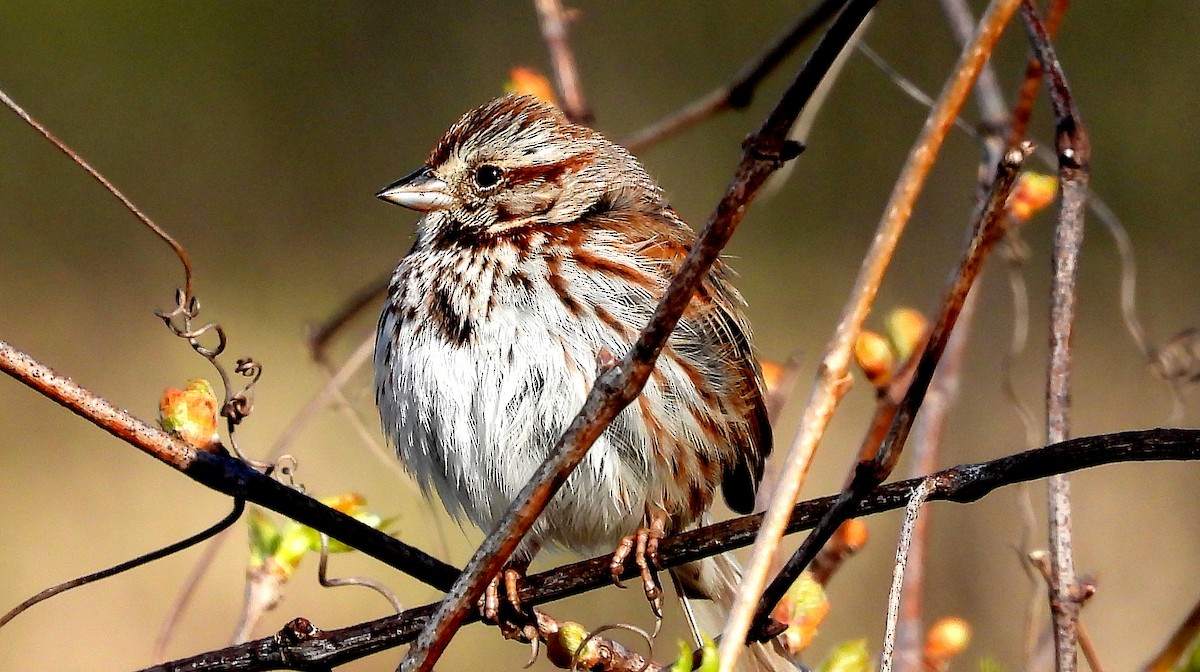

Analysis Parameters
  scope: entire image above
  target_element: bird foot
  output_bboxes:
[609,514,668,622]
[480,564,537,640]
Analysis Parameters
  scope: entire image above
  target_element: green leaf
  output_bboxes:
[818,639,872,672]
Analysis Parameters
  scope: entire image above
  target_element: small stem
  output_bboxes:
[533,0,592,125]
[880,480,934,672]
[1020,3,1092,670]
[621,0,846,153]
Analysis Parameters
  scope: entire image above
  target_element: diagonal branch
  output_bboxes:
[398,3,878,669]
[749,141,1030,639]
[720,0,1022,665]
[144,428,1200,672]
[621,0,847,153]
[0,339,460,592]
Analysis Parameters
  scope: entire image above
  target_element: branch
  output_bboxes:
[750,139,1030,640]
[721,0,1022,663]
[398,1,873,667]
[1020,2,1091,671]
[145,428,1200,671]
[0,339,460,592]
[621,0,846,153]
[534,0,592,125]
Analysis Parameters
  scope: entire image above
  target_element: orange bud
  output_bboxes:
[1007,172,1058,222]
[885,307,927,362]
[854,331,893,387]
[924,616,970,666]
[760,358,785,395]
[159,378,220,452]
[320,493,365,515]
[835,519,868,552]
[507,67,559,106]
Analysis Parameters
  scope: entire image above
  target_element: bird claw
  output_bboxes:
[609,516,667,623]
[479,566,529,624]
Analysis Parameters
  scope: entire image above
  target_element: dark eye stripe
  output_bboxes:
[502,152,594,185]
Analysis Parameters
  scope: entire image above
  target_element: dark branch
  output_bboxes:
[0,339,460,592]
[144,428,1200,672]
[621,0,846,153]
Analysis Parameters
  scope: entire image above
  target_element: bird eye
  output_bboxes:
[473,164,503,190]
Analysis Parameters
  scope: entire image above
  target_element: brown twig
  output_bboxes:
[306,273,390,364]
[1006,0,1070,153]
[398,2,872,667]
[937,0,1008,129]
[1028,552,1103,672]
[0,87,195,300]
[142,427,1200,671]
[0,339,460,592]
[621,0,846,153]
[1020,3,1092,671]
[748,139,1030,642]
[722,0,1022,663]
[1143,595,1200,672]
[533,0,592,125]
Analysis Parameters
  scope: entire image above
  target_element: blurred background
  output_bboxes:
[2,2,1198,670]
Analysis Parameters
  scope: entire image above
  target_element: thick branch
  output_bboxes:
[0,339,460,592]
[145,428,1200,672]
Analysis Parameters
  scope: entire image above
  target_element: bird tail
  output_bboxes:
[672,552,794,671]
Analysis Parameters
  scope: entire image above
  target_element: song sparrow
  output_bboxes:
[375,94,773,658]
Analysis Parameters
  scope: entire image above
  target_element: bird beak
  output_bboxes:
[377,166,455,212]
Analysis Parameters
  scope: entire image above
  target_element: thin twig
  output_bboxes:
[894,0,1013,663]
[1006,0,1070,153]
[398,3,869,667]
[0,499,244,629]
[1028,552,1104,672]
[307,273,390,364]
[893,289,978,672]
[937,0,1008,127]
[721,1,1021,663]
[534,0,592,125]
[621,0,846,153]
[749,140,1030,645]
[142,427,1200,672]
[1021,3,1092,671]
[0,87,194,300]
[880,479,934,672]
[0,339,460,591]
